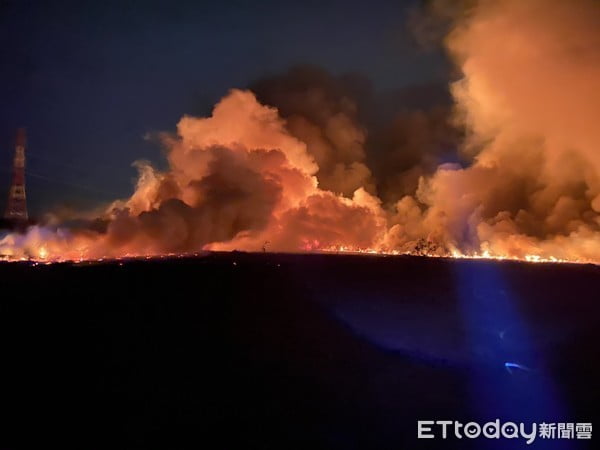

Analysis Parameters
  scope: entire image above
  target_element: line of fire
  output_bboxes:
[0,114,597,264]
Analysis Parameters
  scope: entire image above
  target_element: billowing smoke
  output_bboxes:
[1,0,599,263]
[250,66,458,206]
[0,90,387,259]
[387,0,600,260]
[250,66,376,197]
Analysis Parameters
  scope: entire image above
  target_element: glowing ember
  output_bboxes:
[38,246,48,260]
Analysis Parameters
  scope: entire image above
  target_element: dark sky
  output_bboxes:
[0,0,447,216]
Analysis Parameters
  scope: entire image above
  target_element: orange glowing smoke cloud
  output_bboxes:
[1,0,599,264]
[0,90,388,261]
[384,0,600,263]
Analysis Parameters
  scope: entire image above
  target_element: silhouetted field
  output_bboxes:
[0,253,598,449]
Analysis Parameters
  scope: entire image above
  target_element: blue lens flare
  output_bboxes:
[454,261,574,449]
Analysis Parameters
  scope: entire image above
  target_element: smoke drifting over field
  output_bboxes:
[414,0,600,260]
[1,0,599,263]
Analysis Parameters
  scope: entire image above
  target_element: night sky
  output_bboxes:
[0,0,447,216]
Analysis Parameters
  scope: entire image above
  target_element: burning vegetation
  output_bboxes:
[1,0,600,264]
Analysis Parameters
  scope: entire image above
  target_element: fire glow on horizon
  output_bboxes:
[0,242,595,267]
[1,0,600,265]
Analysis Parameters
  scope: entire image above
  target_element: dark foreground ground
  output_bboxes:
[0,252,598,449]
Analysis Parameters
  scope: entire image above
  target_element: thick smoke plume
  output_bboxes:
[392,0,600,261]
[1,0,599,263]
[0,90,387,259]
